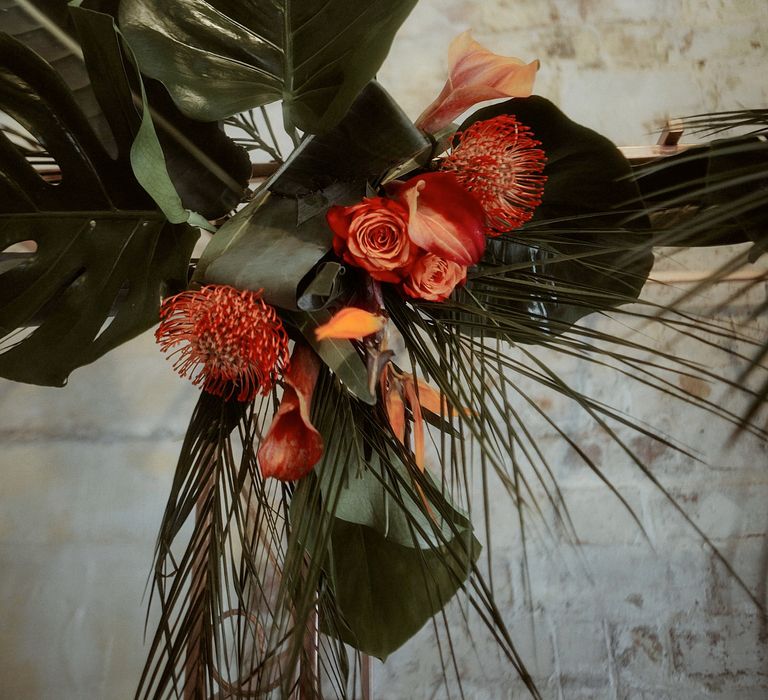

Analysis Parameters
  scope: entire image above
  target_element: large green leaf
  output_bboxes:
[118,0,419,133]
[291,388,480,661]
[0,32,197,385]
[67,6,210,229]
[326,512,479,660]
[269,81,429,197]
[430,96,654,339]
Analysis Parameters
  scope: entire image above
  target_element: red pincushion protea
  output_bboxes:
[155,284,290,402]
[440,114,547,235]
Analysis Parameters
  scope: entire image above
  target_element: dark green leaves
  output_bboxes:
[436,96,654,338]
[0,31,197,385]
[0,215,195,386]
[291,376,480,661]
[118,0,418,134]
[322,465,480,659]
[198,193,334,310]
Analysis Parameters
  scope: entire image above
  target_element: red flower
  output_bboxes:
[415,31,539,133]
[387,172,486,266]
[327,197,415,282]
[258,343,324,482]
[155,284,290,402]
[440,114,547,234]
[403,253,467,302]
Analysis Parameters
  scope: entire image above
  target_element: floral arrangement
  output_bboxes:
[1,2,764,698]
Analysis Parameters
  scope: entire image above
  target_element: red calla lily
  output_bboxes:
[258,343,324,482]
[388,172,486,266]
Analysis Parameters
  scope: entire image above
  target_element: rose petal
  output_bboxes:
[258,344,323,482]
[389,172,485,265]
[314,307,385,341]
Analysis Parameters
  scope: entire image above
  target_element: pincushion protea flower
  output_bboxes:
[155,284,290,402]
[440,114,547,235]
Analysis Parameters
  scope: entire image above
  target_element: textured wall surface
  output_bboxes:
[1,1,767,699]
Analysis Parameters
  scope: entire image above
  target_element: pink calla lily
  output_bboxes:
[415,31,539,133]
[388,172,486,266]
[258,343,324,482]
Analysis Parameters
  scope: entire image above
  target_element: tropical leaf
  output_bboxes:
[1,0,115,149]
[313,456,481,660]
[633,109,768,428]
[269,81,429,197]
[0,31,198,385]
[200,193,334,310]
[71,2,251,221]
[118,0,419,133]
[6,2,251,224]
[426,96,654,338]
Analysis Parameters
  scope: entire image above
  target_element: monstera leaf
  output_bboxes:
[433,96,655,339]
[0,30,197,385]
[118,0,419,133]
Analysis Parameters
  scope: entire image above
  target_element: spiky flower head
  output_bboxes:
[155,285,290,402]
[440,114,547,235]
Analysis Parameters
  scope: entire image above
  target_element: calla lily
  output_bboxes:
[314,307,385,341]
[388,172,485,266]
[258,344,323,482]
[415,31,539,133]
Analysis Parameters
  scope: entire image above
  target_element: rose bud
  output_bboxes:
[403,253,467,302]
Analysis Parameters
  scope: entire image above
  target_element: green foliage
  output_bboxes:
[118,0,419,134]
[431,96,655,338]
[0,31,197,385]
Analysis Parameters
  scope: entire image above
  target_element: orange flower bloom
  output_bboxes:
[415,31,539,133]
[314,307,385,341]
[440,114,547,234]
[258,343,324,482]
[403,253,467,302]
[155,285,290,402]
[327,197,416,282]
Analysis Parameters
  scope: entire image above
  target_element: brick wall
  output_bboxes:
[1,1,767,698]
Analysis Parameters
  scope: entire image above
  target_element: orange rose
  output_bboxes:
[403,253,467,302]
[327,197,415,282]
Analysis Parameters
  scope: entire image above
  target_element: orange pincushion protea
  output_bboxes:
[440,114,547,235]
[155,285,290,402]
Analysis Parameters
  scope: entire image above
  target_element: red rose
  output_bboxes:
[403,253,467,302]
[327,197,415,282]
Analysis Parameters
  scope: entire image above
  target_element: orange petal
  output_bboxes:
[258,344,324,481]
[384,378,407,444]
[314,307,385,341]
[415,31,539,133]
[413,379,447,416]
[402,379,426,473]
